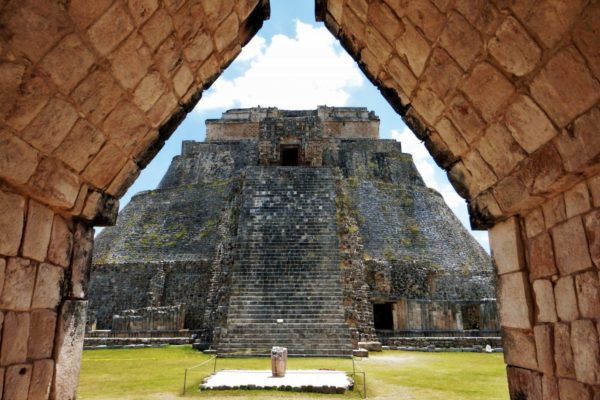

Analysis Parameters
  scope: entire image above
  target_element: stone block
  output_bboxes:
[87,2,134,56]
[435,118,468,158]
[53,300,87,400]
[542,375,558,399]
[583,210,600,268]
[493,174,542,214]
[554,107,600,173]
[67,0,112,30]
[558,378,592,400]
[200,0,235,29]
[39,34,95,94]
[446,94,485,144]
[518,143,564,195]
[28,309,57,359]
[0,258,36,311]
[72,68,123,125]
[524,208,544,238]
[419,48,462,99]
[477,123,526,179]
[532,279,557,323]
[564,182,591,219]
[133,71,167,111]
[523,0,586,49]
[369,3,403,45]
[173,65,195,98]
[0,190,25,256]
[570,319,600,384]
[28,359,54,400]
[22,200,53,262]
[411,86,445,125]
[31,263,64,310]
[128,0,158,25]
[587,176,600,208]
[439,12,482,70]
[365,27,392,63]
[552,217,592,275]
[534,324,555,375]
[554,322,576,378]
[141,9,173,50]
[0,128,39,185]
[385,57,417,96]
[462,150,497,196]
[55,119,106,173]
[488,16,541,76]
[357,341,382,352]
[110,34,152,90]
[214,12,239,52]
[573,1,600,79]
[70,223,94,299]
[554,276,580,322]
[29,157,81,209]
[528,233,557,280]
[4,363,32,400]
[503,328,538,370]
[82,143,129,190]
[21,98,79,154]
[403,0,444,41]
[542,195,566,229]
[505,95,557,154]
[574,271,600,318]
[47,215,72,268]
[0,312,30,366]
[462,62,515,122]
[347,0,368,21]
[184,31,214,65]
[147,92,178,127]
[531,46,600,128]
[104,101,151,153]
[107,161,140,198]
[498,272,534,329]
[489,217,525,275]
[395,18,429,76]
[506,366,542,400]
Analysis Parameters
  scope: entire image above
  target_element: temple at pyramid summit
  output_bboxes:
[88,106,499,355]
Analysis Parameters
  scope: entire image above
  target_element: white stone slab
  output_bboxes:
[201,369,353,393]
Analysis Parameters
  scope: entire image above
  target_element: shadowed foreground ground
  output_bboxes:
[78,345,508,399]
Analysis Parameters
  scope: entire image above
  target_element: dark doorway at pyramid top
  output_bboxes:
[88,106,499,356]
[280,145,300,166]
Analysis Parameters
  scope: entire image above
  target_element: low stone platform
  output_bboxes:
[200,369,353,394]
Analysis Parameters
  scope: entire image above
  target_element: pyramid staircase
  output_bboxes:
[217,167,352,356]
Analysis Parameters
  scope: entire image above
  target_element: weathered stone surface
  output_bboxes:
[214,12,239,52]
[87,2,134,56]
[446,94,485,144]
[39,34,95,94]
[22,200,54,262]
[505,95,557,154]
[173,65,195,98]
[542,195,566,229]
[564,182,591,219]
[558,378,592,400]
[489,217,525,275]
[570,319,600,385]
[522,0,586,49]
[488,16,541,76]
[70,223,94,299]
[0,312,30,366]
[542,375,558,399]
[67,0,112,30]
[47,215,72,268]
[574,271,600,318]
[554,276,580,322]
[55,119,106,173]
[72,68,123,125]
[534,324,555,375]
[528,233,557,280]
[184,31,214,65]
[53,300,87,400]
[532,279,557,323]
[103,101,150,153]
[133,72,166,112]
[554,107,600,173]
[573,1,600,79]
[141,9,173,50]
[0,190,25,256]
[109,34,152,90]
[506,366,542,400]
[82,143,129,190]
[29,157,81,209]
[439,12,482,70]
[503,328,538,370]
[0,128,39,185]
[583,210,600,268]
[28,309,57,359]
[21,98,79,154]
[530,46,600,128]
[498,272,533,329]
[128,0,159,25]
[477,123,526,179]
[28,359,54,400]
[0,258,36,311]
[4,363,32,400]
[462,62,515,122]
[554,322,576,378]
[31,263,64,310]
[552,217,592,275]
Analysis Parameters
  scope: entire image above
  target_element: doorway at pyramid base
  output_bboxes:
[87,107,499,355]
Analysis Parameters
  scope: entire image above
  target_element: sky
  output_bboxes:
[119,1,490,251]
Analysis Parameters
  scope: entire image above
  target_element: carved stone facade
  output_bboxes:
[90,107,497,354]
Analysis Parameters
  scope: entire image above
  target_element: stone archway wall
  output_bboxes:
[0,0,598,398]
[0,1,269,398]
[316,0,599,398]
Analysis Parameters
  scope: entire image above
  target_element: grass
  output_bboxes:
[78,346,508,400]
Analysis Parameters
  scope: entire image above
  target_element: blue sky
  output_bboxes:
[120,1,490,251]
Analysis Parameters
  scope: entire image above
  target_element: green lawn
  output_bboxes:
[78,346,508,400]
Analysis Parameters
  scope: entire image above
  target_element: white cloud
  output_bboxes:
[194,20,364,112]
